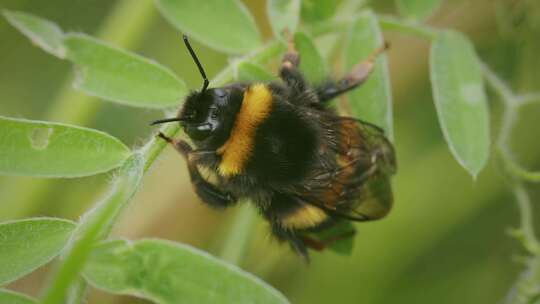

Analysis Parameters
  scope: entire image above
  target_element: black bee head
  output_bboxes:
[178,86,243,146]
[150,35,243,148]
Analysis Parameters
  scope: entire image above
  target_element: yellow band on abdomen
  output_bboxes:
[280,204,328,229]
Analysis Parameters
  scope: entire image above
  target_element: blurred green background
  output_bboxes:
[1,0,540,303]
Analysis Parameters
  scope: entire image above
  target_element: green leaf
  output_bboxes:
[294,32,327,84]
[0,116,131,178]
[156,0,261,54]
[5,12,186,109]
[42,154,144,304]
[396,0,442,21]
[0,289,37,304]
[64,33,186,108]
[344,11,393,139]
[83,239,289,304]
[301,0,341,24]
[236,62,276,82]
[267,0,300,38]
[3,10,65,58]
[429,31,490,177]
[0,218,75,285]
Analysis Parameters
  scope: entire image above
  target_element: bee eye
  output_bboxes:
[215,89,226,98]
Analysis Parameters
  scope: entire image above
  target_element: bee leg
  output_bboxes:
[279,30,307,92]
[303,227,357,250]
[316,42,389,103]
[300,236,326,251]
[271,225,309,261]
[157,132,236,208]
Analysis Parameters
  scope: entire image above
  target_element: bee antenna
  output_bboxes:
[183,35,209,92]
[150,117,186,126]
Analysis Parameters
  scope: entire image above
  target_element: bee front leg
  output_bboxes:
[279,30,307,92]
[157,132,236,209]
[315,42,389,103]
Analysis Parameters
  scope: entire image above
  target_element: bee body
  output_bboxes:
[153,36,395,258]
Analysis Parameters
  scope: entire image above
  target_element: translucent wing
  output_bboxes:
[292,116,396,222]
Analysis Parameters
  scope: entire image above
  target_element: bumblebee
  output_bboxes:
[152,35,396,258]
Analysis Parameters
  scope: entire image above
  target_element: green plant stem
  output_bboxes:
[503,158,540,183]
[480,63,540,184]
[481,63,516,105]
[512,184,540,254]
[504,257,540,304]
[504,186,540,304]
[66,278,87,304]
[42,154,144,304]
[477,35,540,304]
[482,66,540,263]
[0,0,158,221]
[219,204,258,265]
[516,93,540,106]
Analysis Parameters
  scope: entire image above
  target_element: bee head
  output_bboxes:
[177,86,242,145]
[150,35,243,148]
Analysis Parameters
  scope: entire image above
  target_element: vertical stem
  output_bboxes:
[513,184,540,254]
[480,63,515,106]
[42,155,144,304]
[219,204,258,265]
[504,257,540,304]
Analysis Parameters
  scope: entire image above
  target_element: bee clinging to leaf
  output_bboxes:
[152,34,396,259]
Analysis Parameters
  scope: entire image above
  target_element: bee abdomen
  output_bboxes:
[279,204,328,229]
[263,192,329,230]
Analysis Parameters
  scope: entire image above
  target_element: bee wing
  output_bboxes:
[350,117,396,175]
[293,117,396,222]
[331,170,393,221]
[296,166,394,222]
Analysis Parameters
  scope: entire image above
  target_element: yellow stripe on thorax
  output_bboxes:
[217,84,272,176]
[280,205,328,229]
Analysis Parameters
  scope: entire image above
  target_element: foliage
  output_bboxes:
[294,31,327,84]
[0,218,75,285]
[430,31,489,177]
[155,0,261,54]
[0,116,130,177]
[344,10,393,139]
[0,289,37,304]
[0,1,539,303]
[83,239,288,304]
